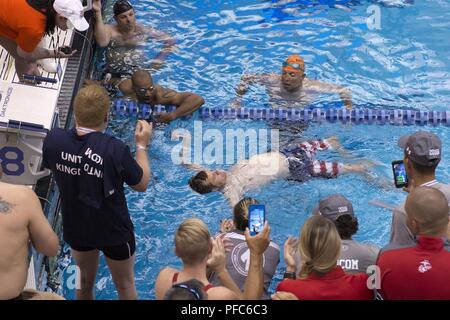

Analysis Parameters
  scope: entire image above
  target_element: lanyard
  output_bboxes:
[76,126,98,134]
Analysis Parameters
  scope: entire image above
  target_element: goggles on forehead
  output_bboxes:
[282,61,304,72]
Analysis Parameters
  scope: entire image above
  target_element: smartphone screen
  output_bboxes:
[248,204,265,236]
[392,160,408,188]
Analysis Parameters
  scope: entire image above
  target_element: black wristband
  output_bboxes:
[283,271,296,280]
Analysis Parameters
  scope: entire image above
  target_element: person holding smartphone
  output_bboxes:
[390,131,450,246]
[209,198,280,299]
[391,160,408,189]
[0,0,87,80]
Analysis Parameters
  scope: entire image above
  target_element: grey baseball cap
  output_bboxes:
[398,131,441,167]
[312,194,354,222]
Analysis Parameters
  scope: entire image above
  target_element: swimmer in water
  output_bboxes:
[230,55,352,110]
[117,69,205,123]
[183,135,371,206]
[92,0,176,78]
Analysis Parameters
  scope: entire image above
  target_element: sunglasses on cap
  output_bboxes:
[133,84,154,95]
[172,284,203,300]
[282,61,304,72]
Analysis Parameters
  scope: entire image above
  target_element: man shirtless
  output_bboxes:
[118,69,205,122]
[93,0,176,77]
[187,137,369,206]
[231,55,352,109]
[0,164,60,300]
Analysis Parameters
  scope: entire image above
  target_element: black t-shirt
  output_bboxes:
[42,128,143,247]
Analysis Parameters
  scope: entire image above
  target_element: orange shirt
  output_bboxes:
[0,0,46,52]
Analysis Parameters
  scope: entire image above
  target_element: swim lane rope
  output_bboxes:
[113,99,450,126]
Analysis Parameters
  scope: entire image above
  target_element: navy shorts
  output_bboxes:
[71,231,136,261]
[280,145,313,182]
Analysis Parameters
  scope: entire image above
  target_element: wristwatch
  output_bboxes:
[283,271,296,280]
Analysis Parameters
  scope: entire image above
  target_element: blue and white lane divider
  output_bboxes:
[113,99,450,126]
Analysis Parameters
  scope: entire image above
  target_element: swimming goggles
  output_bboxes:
[172,284,203,300]
[134,85,154,95]
[282,62,304,72]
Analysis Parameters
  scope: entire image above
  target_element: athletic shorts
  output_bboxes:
[280,145,312,182]
[70,231,136,261]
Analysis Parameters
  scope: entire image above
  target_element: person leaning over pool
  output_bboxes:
[0,0,86,80]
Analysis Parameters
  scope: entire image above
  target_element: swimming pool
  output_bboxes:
[57,0,450,299]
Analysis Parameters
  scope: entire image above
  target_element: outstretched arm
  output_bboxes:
[157,87,205,122]
[230,74,270,108]
[235,74,269,96]
[243,222,271,300]
[310,80,352,109]
[93,0,113,47]
[145,27,177,71]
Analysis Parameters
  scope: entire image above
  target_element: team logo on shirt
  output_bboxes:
[231,242,265,276]
[418,259,432,273]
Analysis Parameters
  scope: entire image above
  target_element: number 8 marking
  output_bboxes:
[0,147,25,176]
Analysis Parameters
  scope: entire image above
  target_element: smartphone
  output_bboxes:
[59,46,73,54]
[392,160,408,188]
[248,204,265,236]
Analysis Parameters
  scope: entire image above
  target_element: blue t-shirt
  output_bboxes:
[42,128,143,247]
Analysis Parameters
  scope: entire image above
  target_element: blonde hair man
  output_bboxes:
[42,85,152,300]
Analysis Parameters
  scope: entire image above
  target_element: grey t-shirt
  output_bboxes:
[295,239,379,274]
[208,231,280,300]
[337,240,380,274]
[390,181,450,246]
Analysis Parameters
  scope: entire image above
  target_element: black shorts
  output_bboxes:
[71,232,136,261]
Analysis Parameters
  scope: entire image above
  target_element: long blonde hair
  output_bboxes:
[298,216,341,279]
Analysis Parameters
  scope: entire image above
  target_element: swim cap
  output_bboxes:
[282,55,305,73]
[113,0,134,16]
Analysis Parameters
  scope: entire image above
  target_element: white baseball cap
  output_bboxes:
[53,0,89,32]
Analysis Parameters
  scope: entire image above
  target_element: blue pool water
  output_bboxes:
[58,0,450,299]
